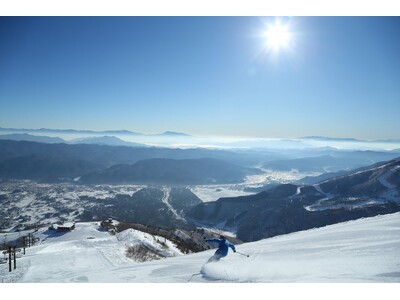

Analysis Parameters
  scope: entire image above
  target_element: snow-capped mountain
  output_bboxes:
[308,158,400,209]
[1,213,399,283]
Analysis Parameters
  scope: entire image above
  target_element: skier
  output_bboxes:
[206,235,236,262]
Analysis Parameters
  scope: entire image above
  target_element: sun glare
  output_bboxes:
[265,22,291,51]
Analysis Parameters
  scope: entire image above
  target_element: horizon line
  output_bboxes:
[1,126,400,142]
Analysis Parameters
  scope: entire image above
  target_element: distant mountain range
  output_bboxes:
[301,136,400,143]
[3,127,399,142]
[2,128,400,153]
[0,133,66,144]
[186,157,400,241]
[301,136,365,142]
[0,140,269,183]
[79,158,262,185]
[263,152,400,173]
[69,136,147,147]
[0,154,103,182]
[156,131,191,137]
[0,133,148,147]
[1,139,400,184]
[0,127,190,137]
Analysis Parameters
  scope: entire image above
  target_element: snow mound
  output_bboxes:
[116,228,183,259]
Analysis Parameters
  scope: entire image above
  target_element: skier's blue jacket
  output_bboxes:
[206,238,236,257]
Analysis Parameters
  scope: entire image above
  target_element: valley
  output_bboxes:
[1,139,399,251]
[0,168,303,232]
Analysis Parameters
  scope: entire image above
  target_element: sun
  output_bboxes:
[265,21,291,51]
[256,18,297,65]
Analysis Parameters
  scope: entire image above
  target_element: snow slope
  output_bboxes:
[1,213,399,284]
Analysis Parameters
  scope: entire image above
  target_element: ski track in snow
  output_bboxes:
[307,184,330,210]
[1,213,400,283]
[317,161,396,186]
[289,186,303,200]
[161,187,184,220]
[378,168,397,189]
[307,162,399,211]
[313,183,326,195]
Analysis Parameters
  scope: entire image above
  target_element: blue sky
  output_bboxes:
[0,17,399,139]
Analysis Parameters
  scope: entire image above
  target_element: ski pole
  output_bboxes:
[187,272,202,282]
[236,251,249,258]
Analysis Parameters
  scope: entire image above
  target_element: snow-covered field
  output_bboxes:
[190,170,316,202]
[189,185,254,202]
[247,169,319,184]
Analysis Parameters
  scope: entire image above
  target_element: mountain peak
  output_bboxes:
[160,131,191,137]
[301,136,363,142]
[70,136,146,147]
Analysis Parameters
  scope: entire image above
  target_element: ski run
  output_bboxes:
[0,212,399,284]
[1,213,400,300]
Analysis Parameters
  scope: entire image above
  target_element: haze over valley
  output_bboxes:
[1,132,399,242]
